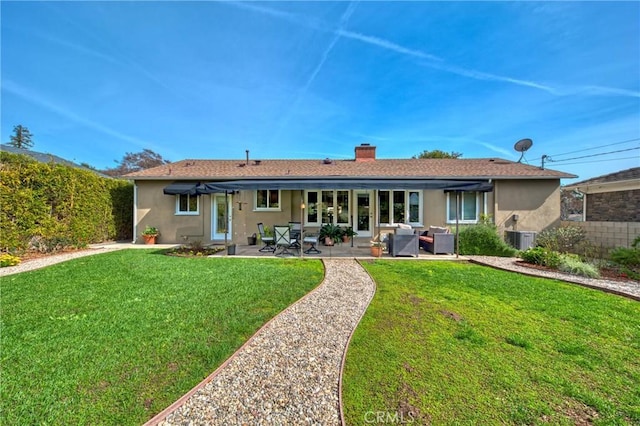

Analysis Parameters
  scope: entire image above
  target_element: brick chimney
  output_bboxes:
[355,143,376,162]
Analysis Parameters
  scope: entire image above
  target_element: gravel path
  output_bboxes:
[149,258,376,426]
[0,247,121,277]
[467,255,640,301]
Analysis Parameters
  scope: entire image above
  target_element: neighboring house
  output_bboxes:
[563,167,640,222]
[0,144,109,177]
[124,144,575,244]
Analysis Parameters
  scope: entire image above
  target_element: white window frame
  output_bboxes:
[254,189,281,211]
[175,194,199,215]
[304,190,351,226]
[378,190,423,227]
[446,192,482,224]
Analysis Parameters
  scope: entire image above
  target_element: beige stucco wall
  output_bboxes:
[493,179,562,235]
[134,180,561,244]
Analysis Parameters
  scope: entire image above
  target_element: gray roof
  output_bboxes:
[1,144,110,178]
[566,167,640,186]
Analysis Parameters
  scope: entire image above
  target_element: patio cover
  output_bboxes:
[162,182,202,195]
[199,178,493,192]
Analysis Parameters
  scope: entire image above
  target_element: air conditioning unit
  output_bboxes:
[504,230,537,251]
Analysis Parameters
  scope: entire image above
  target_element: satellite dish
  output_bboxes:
[514,138,533,163]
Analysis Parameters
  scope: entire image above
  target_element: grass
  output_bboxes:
[343,260,640,425]
[0,249,323,424]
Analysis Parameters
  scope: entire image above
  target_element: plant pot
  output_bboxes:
[142,234,157,245]
[324,237,334,246]
[371,246,383,257]
[342,235,350,243]
[227,244,236,255]
[247,235,257,245]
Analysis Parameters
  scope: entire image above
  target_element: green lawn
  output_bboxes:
[1,250,323,424]
[343,260,640,425]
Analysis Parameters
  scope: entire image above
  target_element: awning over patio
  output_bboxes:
[199,178,493,192]
[162,182,202,195]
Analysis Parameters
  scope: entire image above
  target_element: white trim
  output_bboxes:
[211,194,232,240]
[304,189,352,226]
[253,189,281,211]
[446,192,481,224]
[175,194,200,215]
[377,189,423,227]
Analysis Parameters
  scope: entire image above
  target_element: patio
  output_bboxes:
[228,237,460,260]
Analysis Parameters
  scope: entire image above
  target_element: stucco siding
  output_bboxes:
[494,179,561,235]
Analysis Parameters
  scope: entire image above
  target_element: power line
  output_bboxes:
[530,137,640,162]
[546,156,639,166]
[546,146,640,164]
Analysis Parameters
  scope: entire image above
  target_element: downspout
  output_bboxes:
[133,183,138,243]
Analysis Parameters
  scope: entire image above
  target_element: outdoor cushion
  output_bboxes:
[428,226,449,235]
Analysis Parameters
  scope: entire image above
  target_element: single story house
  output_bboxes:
[563,167,640,222]
[125,144,576,245]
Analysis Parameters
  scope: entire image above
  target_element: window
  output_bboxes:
[255,189,280,210]
[305,190,350,225]
[378,190,423,226]
[447,192,481,223]
[176,194,199,215]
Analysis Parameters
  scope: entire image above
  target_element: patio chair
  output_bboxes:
[288,221,302,249]
[302,231,321,254]
[274,225,298,257]
[257,222,275,252]
[388,224,419,257]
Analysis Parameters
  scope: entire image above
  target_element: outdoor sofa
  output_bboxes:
[419,226,454,254]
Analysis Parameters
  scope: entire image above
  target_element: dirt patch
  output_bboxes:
[167,362,178,371]
[440,310,463,322]
[144,398,154,410]
[541,399,599,425]
[165,246,224,257]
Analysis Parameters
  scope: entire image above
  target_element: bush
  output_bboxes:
[536,225,586,253]
[457,224,517,257]
[610,245,640,280]
[558,254,600,278]
[0,152,133,253]
[520,247,561,268]
[0,253,21,267]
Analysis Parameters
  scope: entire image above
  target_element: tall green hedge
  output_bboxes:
[0,152,133,253]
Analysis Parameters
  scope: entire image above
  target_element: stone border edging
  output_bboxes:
[338,259,378,426]
[468,259,640,302]
[143,259,328,426]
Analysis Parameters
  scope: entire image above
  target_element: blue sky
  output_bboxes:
[2,1,638,183]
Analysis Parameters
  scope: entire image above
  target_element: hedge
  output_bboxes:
[0,152,133,253]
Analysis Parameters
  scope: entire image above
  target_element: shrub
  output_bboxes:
[536,225,586,253]
[0,152,133,253]
[558,254,600,278]
[610,245,640,280]
[520,247,561,268]
[0,253,21,267]
[457,223,517,257]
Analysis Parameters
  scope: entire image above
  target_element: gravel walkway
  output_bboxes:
[149,258,376,426]
[0,247,121,277]
[467,255,640,301]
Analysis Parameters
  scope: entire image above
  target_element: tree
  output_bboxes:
[412,149,462,159]
[8,125,34,149]
[102,149,170,177]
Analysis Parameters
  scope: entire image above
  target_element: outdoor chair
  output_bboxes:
[388,224,419,257]
[288,221,302,249]
[257,222,275,252]
[302,232,321,254]
[274,225,298,257]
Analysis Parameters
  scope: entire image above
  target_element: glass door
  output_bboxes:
[212,194,232,240]
[354,190,373,237]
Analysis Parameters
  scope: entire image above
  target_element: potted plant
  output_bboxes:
[141,225,159,244]
[370,240,384,257]
[342,226,358,243]
[319,223,342,246]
